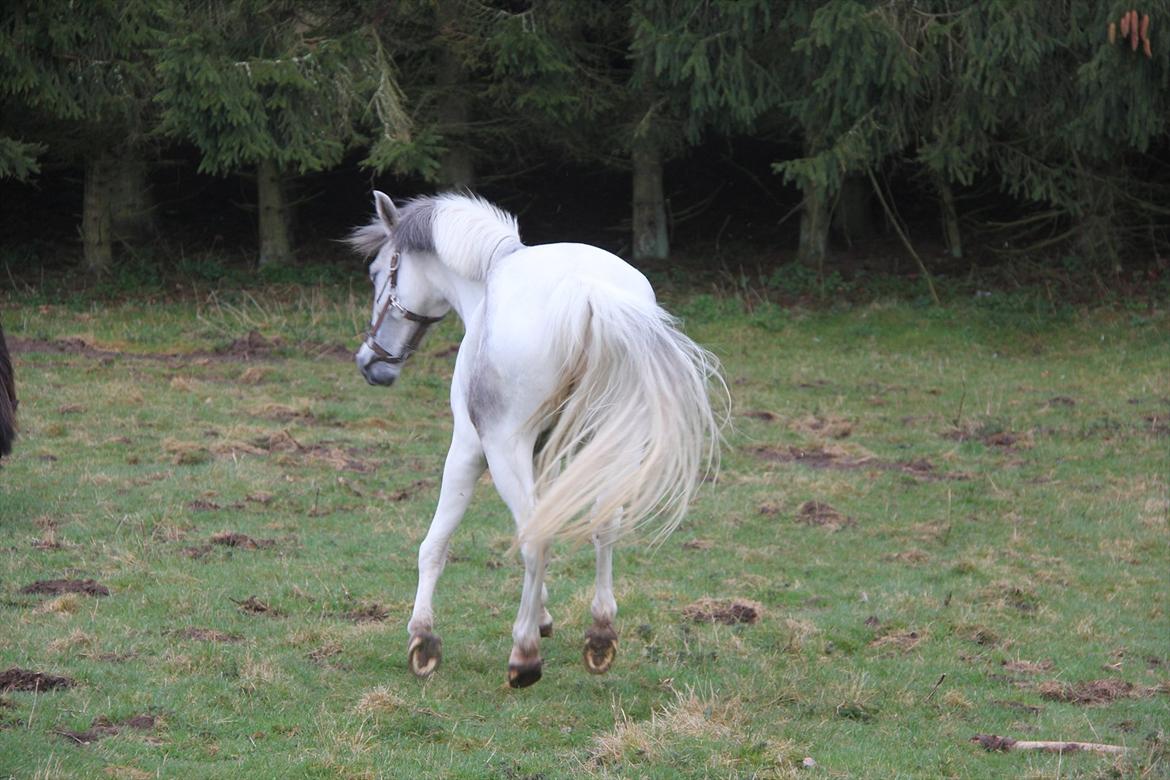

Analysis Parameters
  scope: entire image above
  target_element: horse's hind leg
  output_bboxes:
[407,418,485,677]
[481,435,547,687]
[584,509,620,675]
[539,583,553,638]
[508,539,549,687]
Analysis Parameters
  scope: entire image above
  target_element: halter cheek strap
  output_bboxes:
[364,252,446,366]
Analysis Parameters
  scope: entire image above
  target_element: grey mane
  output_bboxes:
[394,198,437,255]
[346,196,438,258]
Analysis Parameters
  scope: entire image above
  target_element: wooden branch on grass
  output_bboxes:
[971,734,1129,755]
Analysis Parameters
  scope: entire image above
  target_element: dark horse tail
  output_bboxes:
[0,323,15,458]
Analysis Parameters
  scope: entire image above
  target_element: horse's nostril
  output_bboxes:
[362,361,398,387]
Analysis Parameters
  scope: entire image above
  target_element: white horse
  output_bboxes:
[349,191,724,688]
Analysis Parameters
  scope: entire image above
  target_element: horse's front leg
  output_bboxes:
[407,418,485,677]
[584,509,620,674]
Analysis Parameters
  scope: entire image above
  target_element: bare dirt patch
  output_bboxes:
[224,430,377,473]
[682,597,763,625]
[749,444,966,481]
[210,531,276,550]
[789,414,853,439]
[8,334,349,365]
[373,479,434,502]
[54,714,157,745]
[344,603,391,623]
[742,410,779,422]
[173,628,243,643]
[1036,678,1149,705]
[751,444,861,469]
[19,579,109,597]
[794,501,856,531]
[0,667,74,692]
[682,538,714,551]
[219,330,282,360]
[232,596,284,617]
[186,500,221,512]
[869,629,925,653]
[942,426,1031,449]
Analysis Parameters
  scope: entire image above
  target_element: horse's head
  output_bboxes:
[354,192,450,387]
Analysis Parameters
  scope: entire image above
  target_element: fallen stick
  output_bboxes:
[971,734,1128,755]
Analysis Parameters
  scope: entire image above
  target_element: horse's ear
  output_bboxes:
[373,191,399,231]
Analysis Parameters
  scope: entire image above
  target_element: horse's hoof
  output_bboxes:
[539,622,554,638]
[408,632,442,678]
[583,624,618,675]
[507,660,543,688]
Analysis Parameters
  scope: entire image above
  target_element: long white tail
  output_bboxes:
[522,284,726,547]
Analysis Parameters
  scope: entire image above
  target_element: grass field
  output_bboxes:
[0,282,1167,779]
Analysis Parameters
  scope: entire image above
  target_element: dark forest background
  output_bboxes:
[2,1,1168,301]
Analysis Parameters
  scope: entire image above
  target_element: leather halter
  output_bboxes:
[364,251,445,366]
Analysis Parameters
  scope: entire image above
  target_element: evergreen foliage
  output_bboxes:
[0,0,1166,273]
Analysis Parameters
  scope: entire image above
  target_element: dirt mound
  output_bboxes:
[682,597,763,625]
[0,667,74,692]
[750,445,966,481]
[344,603,391,623]
[210,532,275,549]
[751,444,864,469]
[1036,678,1141,705]
[232,595,284,616]
[795,501,856,531]
[55,713,157,745]
[219,330,282,359]
[19,579,109,597]
[870,629,925,652]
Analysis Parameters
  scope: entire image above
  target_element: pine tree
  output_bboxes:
[0,0,162,273]
[155,2,426,266]
[481,0,693,262]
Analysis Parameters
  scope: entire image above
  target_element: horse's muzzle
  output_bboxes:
[356,348,399,386]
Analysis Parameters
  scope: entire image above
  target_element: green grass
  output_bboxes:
[1,285,1167,779]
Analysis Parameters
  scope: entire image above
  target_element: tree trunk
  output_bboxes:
[110,149,154,245]
[83,155,115,274]
[257,158,293,268]
[632,140,668,262]
[436,0,474,189]
[797,179,830,274]
[938,178,962,260]
[832,173,878,246]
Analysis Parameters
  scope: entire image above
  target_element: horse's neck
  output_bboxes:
[430,263,485,323]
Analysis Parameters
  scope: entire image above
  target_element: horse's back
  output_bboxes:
[492,243,654,305]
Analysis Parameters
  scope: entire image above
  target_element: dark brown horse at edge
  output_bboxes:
[0,323,16,459]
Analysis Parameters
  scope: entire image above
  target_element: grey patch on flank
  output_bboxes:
[467,368,501,433]
[394,198,437,255]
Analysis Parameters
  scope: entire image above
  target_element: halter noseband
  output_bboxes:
[364,251,446,366]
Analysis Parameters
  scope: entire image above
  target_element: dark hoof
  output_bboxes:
[507,660,543,688]
[539,622,554,638]
[408,632,442,678]
[583,625,618,675]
